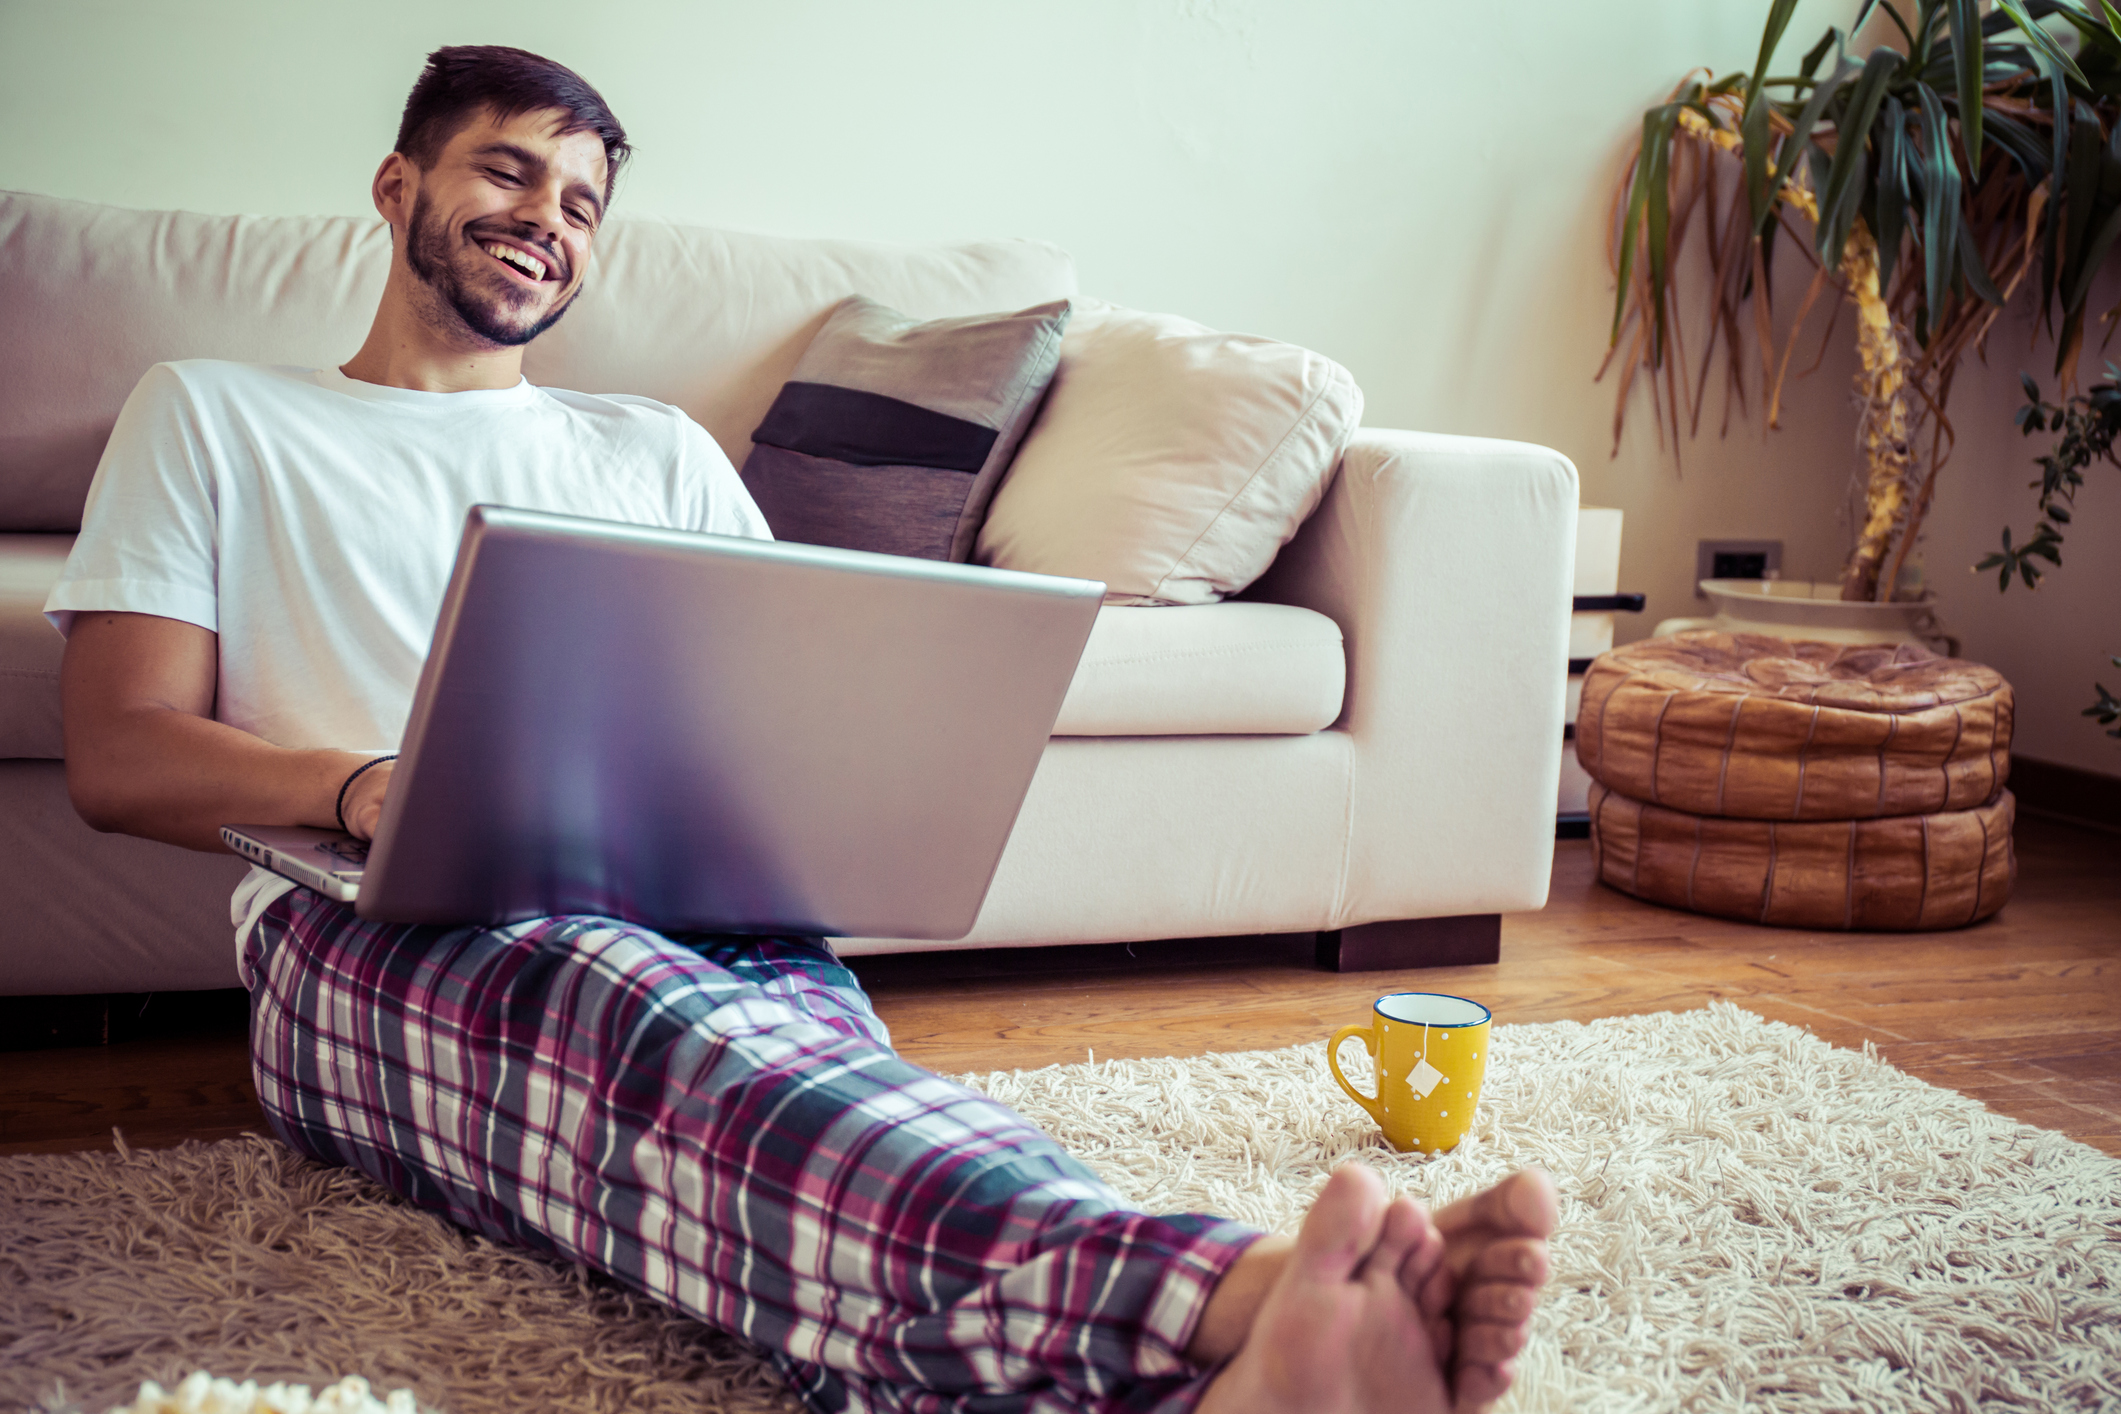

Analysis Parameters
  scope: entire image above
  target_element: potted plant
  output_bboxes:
[1989,368,2121,736]
[1605,0,2121,614]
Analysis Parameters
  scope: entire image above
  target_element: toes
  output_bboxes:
[1450,1358,1516,1414]
[1507,1169,1559,1236]
[1359,1194,1429,1283]
[1454,1317,1529,1366]
[1454,1270,1538,1368]
[1463,1235,1549,1289]
[1292,1163,1388,1279]
[1420,1234,1548,1341]
[1434,1167,1559,1242]
[1381,1196,1452,1356]
[1455,1279,1537,1325]
[1392,1198,1447,1305]
[1416,1257,1455,1342]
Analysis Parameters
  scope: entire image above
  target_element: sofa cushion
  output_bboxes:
[1051,602,1344,736]
[0,190,1076,531]
[0,535,71,758]
[0,537,1346,753]
[741,295,1070,561]
[976,299,1363,605]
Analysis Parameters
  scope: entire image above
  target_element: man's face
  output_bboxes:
[395,106,609,348]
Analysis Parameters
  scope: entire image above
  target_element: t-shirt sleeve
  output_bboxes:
[676,411,773,542]
[44,363,222,638]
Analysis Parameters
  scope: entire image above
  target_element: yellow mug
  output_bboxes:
[1328,992,1492,1154]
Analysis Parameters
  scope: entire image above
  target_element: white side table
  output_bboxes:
[1559,507,1641,837]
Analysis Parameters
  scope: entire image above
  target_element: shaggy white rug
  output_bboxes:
[5,1002,2118,1413]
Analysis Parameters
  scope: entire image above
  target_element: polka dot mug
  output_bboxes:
[1327,992,1491,1154]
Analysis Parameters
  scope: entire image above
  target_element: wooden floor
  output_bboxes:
[3,813,2116,1158]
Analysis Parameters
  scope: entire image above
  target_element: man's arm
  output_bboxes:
[61,611,393,852]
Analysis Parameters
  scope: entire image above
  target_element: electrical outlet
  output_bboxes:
[1695,539,1782,596]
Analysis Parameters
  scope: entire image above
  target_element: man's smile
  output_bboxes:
[477,235,560,285]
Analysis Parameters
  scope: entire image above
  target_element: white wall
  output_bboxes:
[3,0,2115,773]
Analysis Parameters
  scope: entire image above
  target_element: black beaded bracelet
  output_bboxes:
[335,754,398,834]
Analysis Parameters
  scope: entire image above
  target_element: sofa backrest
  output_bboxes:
[0,190,1076,532]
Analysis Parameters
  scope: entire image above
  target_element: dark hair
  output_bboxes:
[394,46,631,203]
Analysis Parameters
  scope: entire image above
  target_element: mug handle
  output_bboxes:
[1327,1023,1384,1126]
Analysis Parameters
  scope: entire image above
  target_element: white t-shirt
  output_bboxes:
[45,359,771,954]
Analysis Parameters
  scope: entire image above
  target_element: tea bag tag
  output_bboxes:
[1406,1057,1446,1098]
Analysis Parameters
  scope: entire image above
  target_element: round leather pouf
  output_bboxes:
[1586,781,2016,930]
[1576,631,2012,820]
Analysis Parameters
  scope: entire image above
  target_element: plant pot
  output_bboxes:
[1652,579,1936,647]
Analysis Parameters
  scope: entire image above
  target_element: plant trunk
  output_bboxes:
[1837,219,1918,603]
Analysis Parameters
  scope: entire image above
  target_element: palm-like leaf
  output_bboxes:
[1820,49,1905,268]
[1606,0,2121,605]
[1915,84,1963,323]
[1743,0,1805,224]
[1953,0,1986,168]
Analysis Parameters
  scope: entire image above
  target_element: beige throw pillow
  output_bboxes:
[975,299,1363,604]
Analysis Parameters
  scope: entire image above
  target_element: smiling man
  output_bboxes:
[48,45,1555,1414]
[361,68,602,365]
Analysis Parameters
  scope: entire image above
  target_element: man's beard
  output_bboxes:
[403,192,578,348]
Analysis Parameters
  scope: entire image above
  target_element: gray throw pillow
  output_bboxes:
[740,295,1071,561]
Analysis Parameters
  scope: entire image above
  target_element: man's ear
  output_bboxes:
[372,152,414,235]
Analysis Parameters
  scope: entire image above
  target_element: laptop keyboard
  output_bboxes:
[316,839,370,866]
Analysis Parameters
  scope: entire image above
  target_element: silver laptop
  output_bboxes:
[222,504,1103,939]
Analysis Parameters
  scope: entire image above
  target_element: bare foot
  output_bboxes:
[1413,1168,1559,1410]
[1196,1164,1454,1414]
[1186,1167,1556,1414]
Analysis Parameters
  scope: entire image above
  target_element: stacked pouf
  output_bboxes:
[1575,631,2015,930]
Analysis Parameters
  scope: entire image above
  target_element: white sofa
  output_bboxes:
[0,190,1578,995]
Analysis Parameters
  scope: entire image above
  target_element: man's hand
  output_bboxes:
[62,611,386,852]
[340,759,394,841]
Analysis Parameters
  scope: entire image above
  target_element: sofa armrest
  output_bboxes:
[1245,428,1578,923]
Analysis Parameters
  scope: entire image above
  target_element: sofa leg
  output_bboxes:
[1313,915,1501,972]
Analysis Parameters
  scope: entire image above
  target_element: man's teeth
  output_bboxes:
[483,242,548,279]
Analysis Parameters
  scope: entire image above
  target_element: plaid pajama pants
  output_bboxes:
[242,887,1261,1413]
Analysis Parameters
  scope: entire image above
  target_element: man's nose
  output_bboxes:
[510,183,569,247]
